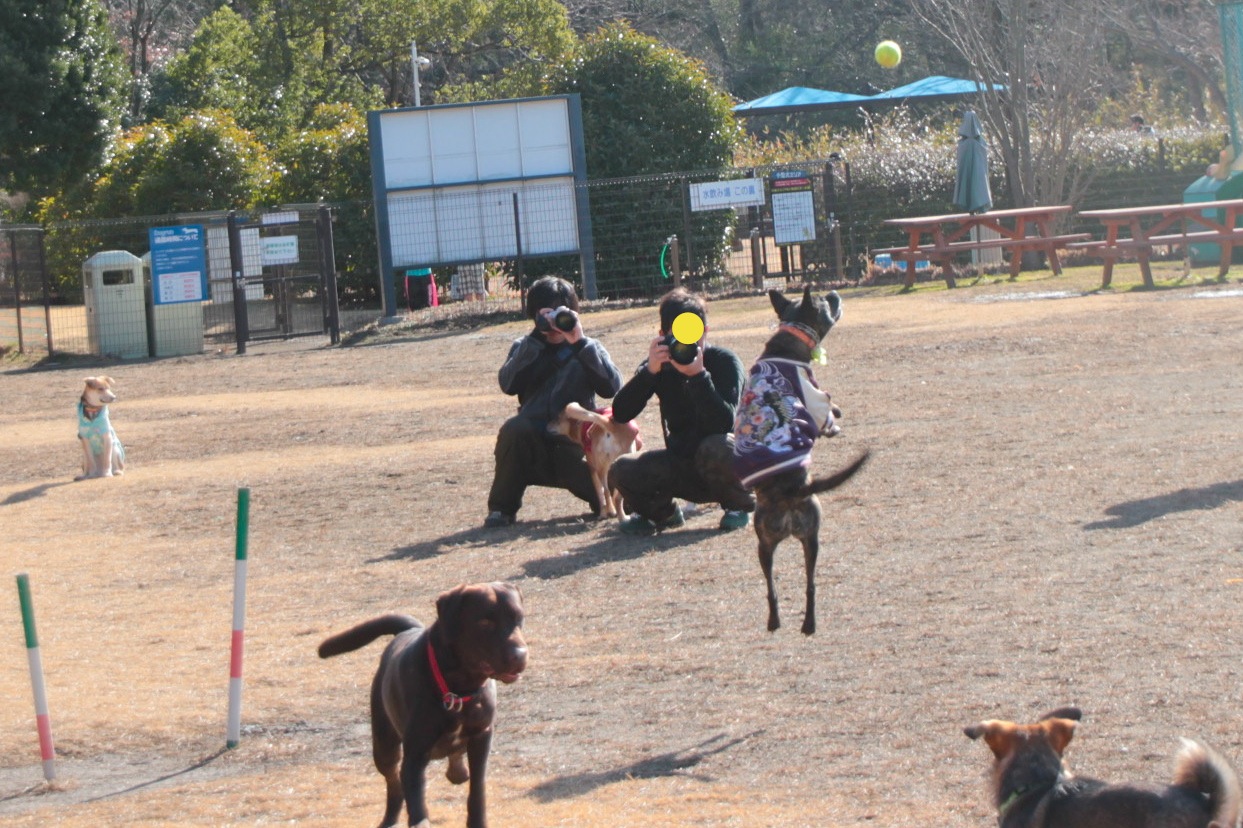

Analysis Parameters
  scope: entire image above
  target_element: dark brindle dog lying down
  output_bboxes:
[318,582,527,828]
[965,706,1242,828]
[733,286,869,635]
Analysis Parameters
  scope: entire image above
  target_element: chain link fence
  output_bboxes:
[1,149,1220,358]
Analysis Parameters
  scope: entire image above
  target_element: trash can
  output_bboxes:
[83,250,148,359]
[142,253,204,357]
[1183,172,1243,264]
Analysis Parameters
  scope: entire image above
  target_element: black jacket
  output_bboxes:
[612,344,745,458]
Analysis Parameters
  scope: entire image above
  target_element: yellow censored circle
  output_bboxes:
[671,312,705,345]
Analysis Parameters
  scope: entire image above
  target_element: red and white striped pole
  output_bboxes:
[16,573,56,781]
[226,487,250,749]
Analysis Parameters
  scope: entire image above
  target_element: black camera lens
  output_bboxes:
[553,308,578,332]
[662,334,699,365]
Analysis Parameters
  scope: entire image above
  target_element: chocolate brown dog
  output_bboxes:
[733,286,868,634]
[318,583,527,828]
[965,706,1242,828]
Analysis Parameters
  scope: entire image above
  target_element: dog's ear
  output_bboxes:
[801,284,813,307]
[964,720,1018,760]
[436,584,469,638]
[825,291,842,324]
[768,289,793,317]
[1040,717,1077,756]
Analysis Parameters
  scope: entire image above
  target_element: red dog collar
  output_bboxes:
[779,323,819,351]
[427,641,480,713]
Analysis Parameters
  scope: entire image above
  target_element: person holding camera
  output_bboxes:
[608,288,755,535]
[485,276,622,528]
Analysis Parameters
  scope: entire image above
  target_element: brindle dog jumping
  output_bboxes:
[733,286,868,635]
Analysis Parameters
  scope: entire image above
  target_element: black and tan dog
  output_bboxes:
[318,583,528,828]
[965,706,1242,828]
[732,286,868,635]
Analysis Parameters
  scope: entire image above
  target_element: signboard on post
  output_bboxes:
[149,224,208,304]
[689,178,766,211]
[261,235,300,266]
[368,95,595,319]
[770,171,817,245]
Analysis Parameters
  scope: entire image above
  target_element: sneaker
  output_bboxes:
[718,510,751,531]
[484,510,515,528]
[618,506,684,536]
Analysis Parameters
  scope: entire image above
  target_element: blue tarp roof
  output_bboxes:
[732,86,871,115]
[733,76,1007,116]
[865,75,1006,103]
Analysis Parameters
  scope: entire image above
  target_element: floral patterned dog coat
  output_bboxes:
[732,358,835,489]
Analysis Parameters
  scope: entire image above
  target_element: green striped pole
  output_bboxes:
[16,574,56,780]
[226,488,250,749]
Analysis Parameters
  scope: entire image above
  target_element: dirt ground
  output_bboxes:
[1,265,1242,827]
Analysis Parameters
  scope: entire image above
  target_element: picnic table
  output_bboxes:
[1072,198,1243,288]
[875,205,1088,289]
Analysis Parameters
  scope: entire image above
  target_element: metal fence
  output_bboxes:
[0,154,1218,358]
[1,205,341,358]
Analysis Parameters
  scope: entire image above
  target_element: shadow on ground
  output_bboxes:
[373,514,602,563]
[517,527,721,580]
[526,733,756,803]
[1084,479,1243,530]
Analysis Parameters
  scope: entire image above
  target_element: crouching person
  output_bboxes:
[608,288,755,535]
[484,276,622,528]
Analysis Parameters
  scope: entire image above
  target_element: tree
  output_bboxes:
[101,0,215,122]
[153,6,267,132]
[274,103,378,305]
[911,0,1118,212]
[543,22,740,295]
[0,0,128,198]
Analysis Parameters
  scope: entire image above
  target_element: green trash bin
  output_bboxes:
[1183,172,1243,264]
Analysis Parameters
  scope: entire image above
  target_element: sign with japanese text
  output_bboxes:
[149,224,208,304]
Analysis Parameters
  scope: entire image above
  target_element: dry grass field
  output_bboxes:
[1,263,1242,827]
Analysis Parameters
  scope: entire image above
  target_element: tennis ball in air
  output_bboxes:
[671,312,705,345]
[874,40,902,69]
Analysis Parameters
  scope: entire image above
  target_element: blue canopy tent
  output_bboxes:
[733,76,1007,117]
[865,75,1006,106]
[732,86,872,116]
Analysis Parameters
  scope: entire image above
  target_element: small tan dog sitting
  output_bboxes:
[548,402,642,519]
[77,376,126,480]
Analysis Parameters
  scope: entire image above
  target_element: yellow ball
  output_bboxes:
[671,312,704,346]
[875,40,901,69]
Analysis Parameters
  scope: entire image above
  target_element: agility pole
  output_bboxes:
[16,573,56,781]
[226,487,250,749]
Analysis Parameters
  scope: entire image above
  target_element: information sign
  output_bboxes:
[149,224,208,305]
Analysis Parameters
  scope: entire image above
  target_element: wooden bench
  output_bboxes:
[880,206,1078,288]
[1076,200,1243,287]
[873,233,1091,288]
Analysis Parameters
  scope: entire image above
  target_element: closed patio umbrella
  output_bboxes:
[953,111,992,213]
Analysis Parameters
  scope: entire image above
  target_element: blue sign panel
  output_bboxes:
[148,224,208,305]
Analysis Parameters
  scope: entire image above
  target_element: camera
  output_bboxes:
[536,306,578,333]
[661,334,700,366]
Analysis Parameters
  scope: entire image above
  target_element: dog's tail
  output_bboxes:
[797,450,870,497]
[318,614,421,658]
[1172,738,1242,828]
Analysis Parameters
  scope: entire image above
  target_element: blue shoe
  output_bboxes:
[718,510,750,531]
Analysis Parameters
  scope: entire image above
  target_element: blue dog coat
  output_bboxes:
[78,400,125,467]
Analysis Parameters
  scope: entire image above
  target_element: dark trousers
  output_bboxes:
[488,415,600,517]
[607,433,754,522]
